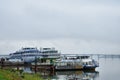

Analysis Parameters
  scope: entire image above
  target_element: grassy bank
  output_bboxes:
[23,73,43,80]
[0,69,22,80]
[0,69,43,80]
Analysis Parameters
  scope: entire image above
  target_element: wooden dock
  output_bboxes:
[0,61,55,72]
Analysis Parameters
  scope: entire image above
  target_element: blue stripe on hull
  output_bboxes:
[83,66,96,70]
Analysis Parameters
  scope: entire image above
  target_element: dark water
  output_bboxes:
[23,58,120,80]
[46,58,120,80]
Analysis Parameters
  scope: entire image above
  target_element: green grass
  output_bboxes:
[0,69,44,80]
[23,73,43,80]
[0,69,21,80]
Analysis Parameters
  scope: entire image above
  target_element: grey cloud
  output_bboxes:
[0,0,120,54]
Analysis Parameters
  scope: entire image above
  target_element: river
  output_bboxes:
[45,58,120,80]
[22,57,120,80]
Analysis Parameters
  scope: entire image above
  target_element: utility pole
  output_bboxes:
[35,56,37,73]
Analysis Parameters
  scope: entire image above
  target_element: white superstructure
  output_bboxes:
[54,55,99,70]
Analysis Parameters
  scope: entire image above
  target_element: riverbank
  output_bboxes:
[0,69,44,80]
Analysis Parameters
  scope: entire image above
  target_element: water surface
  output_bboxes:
[47,58,120,80]
[22,58,120,80]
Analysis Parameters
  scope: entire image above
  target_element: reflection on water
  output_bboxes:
[51,71,99,80]
[23,67,99,80]
[24,67,33,73]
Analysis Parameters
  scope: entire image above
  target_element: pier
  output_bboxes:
[0,54,120,72]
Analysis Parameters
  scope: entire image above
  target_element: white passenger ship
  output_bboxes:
[9,47,61,62]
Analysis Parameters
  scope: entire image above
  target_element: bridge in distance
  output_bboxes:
[0,54,120,59]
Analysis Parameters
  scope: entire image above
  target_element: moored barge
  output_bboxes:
[54,55,99,71]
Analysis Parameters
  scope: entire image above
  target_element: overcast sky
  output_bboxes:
[0,0,120,55]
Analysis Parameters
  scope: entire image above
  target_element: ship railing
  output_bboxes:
[41,53,61,56]
[31,62,52,65]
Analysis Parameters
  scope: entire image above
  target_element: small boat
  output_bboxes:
[80,56,99,70]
